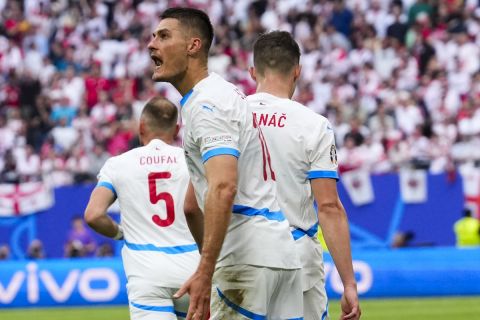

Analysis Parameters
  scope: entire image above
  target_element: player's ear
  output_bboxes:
[139,118,146,145]
[249,66,257,82]
[293,65,301,82]
[187,37,202,56]
[173,124,180,139]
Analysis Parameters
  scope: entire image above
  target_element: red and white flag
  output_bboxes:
[341,169,375,206]
[459,167,480,218]
[0,182,54,217]
[399,169,427,203]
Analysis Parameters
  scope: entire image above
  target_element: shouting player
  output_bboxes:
[148,7,302,320]
[248,31,361,320]
[84,97,202,320]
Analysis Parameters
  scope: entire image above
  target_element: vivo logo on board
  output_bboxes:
[325,260,373,295]
[0,262,120,304]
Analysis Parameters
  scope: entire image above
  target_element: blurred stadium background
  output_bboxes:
[1,0,480,318]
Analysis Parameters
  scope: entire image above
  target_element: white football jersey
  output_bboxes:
[97,139,199,288]
[248,92,339,289]
[181,73,299,270]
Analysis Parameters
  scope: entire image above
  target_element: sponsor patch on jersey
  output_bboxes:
[330,144,337,165]
[204,135,233,146]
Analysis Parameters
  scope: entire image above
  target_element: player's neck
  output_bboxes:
[175,64,209,96]
[142,135,174,146]
[256,80,293,99]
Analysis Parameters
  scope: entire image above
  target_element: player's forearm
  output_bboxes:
[318,201,357,288]
[197,183,235,274]
[85,211,120,239]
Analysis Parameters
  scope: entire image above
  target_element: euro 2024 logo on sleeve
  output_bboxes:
[330,144,337,165]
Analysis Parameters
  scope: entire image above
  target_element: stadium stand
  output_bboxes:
[1,0,480,186]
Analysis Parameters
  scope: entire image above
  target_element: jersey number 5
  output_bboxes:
[148,172,175,227]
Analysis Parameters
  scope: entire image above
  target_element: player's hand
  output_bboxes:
[174,270,212,320]
[340,284,361,320]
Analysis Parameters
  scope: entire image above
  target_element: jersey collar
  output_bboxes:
[180,89,194,107]
[179,73,218,107]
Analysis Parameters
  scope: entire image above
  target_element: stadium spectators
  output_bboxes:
[96,242,114,257]
[1,0,480,184]
[0,243,10,260]
[27,239,45,259]
[64,216,97,257]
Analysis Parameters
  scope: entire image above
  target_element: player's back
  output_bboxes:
[98,139,199,288]
[181,73,299,270]
[247,92,338,234]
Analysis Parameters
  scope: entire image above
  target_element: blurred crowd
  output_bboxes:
[0,216,114,260]
[1,0,480,188]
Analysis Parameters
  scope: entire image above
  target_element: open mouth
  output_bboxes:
[151,55,163,68]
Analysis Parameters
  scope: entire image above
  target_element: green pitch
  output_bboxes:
[1,296,479,320]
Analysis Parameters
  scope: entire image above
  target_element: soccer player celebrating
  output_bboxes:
[148,7,302,320]
[84,97,202,320]
[248,31,361,320]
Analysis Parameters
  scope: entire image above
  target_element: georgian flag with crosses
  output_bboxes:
[0,182,54,217]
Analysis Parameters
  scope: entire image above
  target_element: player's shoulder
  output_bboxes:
[297,103,330,126]
[194,73,246,109]
[106,145,142,166]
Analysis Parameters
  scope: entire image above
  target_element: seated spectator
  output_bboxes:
[27,239,45,259]
[0,244,10,260]
[96,242,114,257]
[90,91,117,125]
[50,117,79,153]
[50,96,76,126]
[64,216,97,258]
[16,144,41,181]
[0,149,20,183]
[391,231,416,248]
[66,147,91,183]
[337,135,366,172]
[87,144,109,179]
[41,149,73,187]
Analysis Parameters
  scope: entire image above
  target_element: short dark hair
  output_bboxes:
[253,31,301,76]
[161,7,214,57]
[141,97,178,132]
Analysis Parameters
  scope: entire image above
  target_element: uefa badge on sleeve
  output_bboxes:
[330,144,337,165]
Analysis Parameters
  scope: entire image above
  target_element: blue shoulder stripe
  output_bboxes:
[202,147,240,163]
[97,181,117,197]
[307,170,339,180]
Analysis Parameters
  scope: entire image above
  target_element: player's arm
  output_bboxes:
[184,181,204,251]
[84,187,123,240]
[175,155,237,319]
[198,155,236,270]
[312,179,360,320]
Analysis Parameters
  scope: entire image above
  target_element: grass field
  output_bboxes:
[1,296,479,320]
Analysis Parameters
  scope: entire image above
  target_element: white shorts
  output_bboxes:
[210,264,303,320]
[127,281,189,320]
[304,279,329,320]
